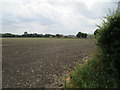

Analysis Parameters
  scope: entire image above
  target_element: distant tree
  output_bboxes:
[81,33,84,38]
[76,32,87,38]
[38,34,43,37]
[32,33,38,37]
[76,32,82,38]
[51,35,55,37]
[23,31,28,37]
[56,34,63,38]
[56,34,60,38]
[2,33,15,37]
[83,33,87,38]
[44,34,52,37]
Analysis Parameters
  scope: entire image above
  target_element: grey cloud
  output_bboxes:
[1,0,119,34]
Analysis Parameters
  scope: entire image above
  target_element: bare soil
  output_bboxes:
[2,38,96,88]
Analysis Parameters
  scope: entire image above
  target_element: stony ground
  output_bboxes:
[2,38,96,88]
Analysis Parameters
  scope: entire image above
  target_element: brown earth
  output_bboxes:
[2,38,96,88]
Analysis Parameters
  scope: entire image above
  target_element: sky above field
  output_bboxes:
[0,0,119,35]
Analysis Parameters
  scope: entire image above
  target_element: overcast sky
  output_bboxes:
[0,0,119,35]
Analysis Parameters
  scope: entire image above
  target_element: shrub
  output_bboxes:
[96,10,120,87]
[65,10,120,88]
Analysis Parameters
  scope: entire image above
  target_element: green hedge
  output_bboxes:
[65,10,120,88]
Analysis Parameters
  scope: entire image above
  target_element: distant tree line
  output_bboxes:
[1,31,88,38]
[1,33,21,37]
[1,31,64,38]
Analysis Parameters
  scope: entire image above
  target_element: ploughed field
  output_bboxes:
[2,38,96,88]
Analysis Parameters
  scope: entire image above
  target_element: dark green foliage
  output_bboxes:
[94,29,99,38]
[24,31,28,37]
[66,10,120,88]
[2,33,16,37]
[22,32,44,37]
[22,33,44,37]
[68,54,118,88]
[76,32,82,38]
[44,34,52,37]
[76,32,87,38]
[1,32,56,38]
[96,10,120,87]
[56,34,63,38]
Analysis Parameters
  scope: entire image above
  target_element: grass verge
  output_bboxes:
[64,54,117,88]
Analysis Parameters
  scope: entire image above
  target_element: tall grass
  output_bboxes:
[65,54,117,88]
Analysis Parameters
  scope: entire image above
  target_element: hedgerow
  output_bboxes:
[65,10,120,88]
